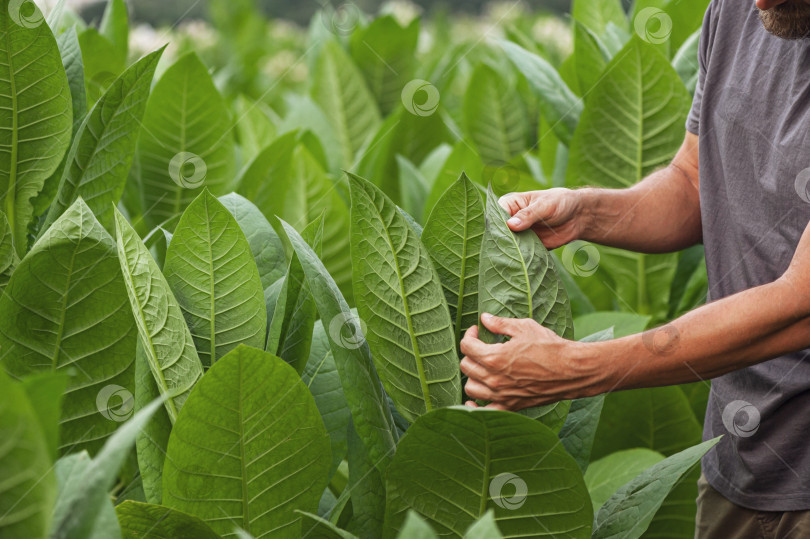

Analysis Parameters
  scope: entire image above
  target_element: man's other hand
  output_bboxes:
[498,189,585,249]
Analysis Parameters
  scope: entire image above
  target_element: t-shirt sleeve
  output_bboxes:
[686,1,717,135]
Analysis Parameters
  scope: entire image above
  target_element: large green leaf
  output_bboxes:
[98,0,128,64]
[310,40,381,167]
[0,199,135,455]
[501,41,581,146]
[0,369,55,539]
[591,386,702,459]
[672,29,700,95]
[462,63,529,165]
[116,501,220,539]
[478,184,573,343]
[383,407,593,538]
[0,3,72,255]
[137,52,236,229]
[43,47,163,234]
[113,207,204,423]
[349,174,460,423]
[78,28,123,104]
[572,21,611,96]
[422,141,484,223]
[346,419,386,538]
[267,215,322,373]
[235,130,298,224]
[592,438,721,539]
[234,95,277,164]
[219,192,287,289]
[566,36,690,189]
[349,16,419,116]
[422,174,484,349]
[51,399,163,539]
[585,449,665,513]
[301,321,351,478]
[162,346,331,538]
[164,190,266,367]
[280,219,398,472]
[464,511,504,539]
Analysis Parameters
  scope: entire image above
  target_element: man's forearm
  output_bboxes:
[583,276,810,393]
[578,165,702,253]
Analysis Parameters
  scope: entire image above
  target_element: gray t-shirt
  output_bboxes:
[688,0,810,511]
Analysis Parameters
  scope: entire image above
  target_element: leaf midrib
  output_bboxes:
[3,26,18,248]
[368,193,433,411]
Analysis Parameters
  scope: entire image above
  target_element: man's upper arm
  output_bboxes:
[672,132,700,193]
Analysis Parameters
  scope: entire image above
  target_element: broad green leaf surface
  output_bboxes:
[0,3,72,255]
[345,419,386,538]
[349,175,460,423]
[78,28,123,103]
[219,192,287,289]
[383,407,593,538]
[571,0,627,36]
[21,371,68,460]
[632,0,709,52]
[116,501,220,539]
[422,174,484,348]
[280,219,398,472]
[592,438,721,539]
[591,386,702,459]
[462,63,529,165]
[573,21,610,96]
[478,185,573,343]
[114,208,204,423]
[0,199,136,455]
[350,16,419,116]
[0,370,55,539]
[0,210,18,291]
[566,37,690,189]
[573,311,650,340]
[162,346,331,539]
[668,245,705,318]
[501,41,581,146]
[302,321,351,478]
[44,47,163,233]
[422,141,484,223]
[396,155,429,223]
[164,191,266,367]
[558,395,605,474]
[51,399,163,539]
[137,52,236,228]
[311,40,381,167]
[134,340,171,505]
[266,215,322,372]
[98,0,128,65]
[585,449,664,513]
[235,130,298,223]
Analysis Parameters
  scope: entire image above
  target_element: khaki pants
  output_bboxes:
[695,474,810,538]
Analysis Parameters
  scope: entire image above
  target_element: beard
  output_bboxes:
[760,1,810,39]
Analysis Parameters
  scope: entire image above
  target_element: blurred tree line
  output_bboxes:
[82,0,571,26]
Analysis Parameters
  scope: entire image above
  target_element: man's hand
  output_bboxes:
[498,189,585,249]
[459,313,603,411]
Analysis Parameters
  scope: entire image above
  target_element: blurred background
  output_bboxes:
[39,0,572,25]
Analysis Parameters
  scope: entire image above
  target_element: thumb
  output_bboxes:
[506,202,547,231]
[480,313,523,337]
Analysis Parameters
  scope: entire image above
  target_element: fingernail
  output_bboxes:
[481,313,492,321]
[507,217,521,227]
